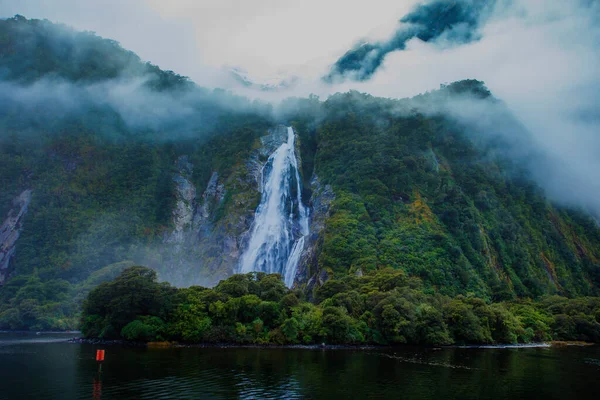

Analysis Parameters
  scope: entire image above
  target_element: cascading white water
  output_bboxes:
[239,126,309,287]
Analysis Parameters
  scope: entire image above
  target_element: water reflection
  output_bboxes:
[92,377,102,400]
[0,333,599,400]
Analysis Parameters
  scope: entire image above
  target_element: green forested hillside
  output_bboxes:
[296,86,600,301]
[0,15,190,88]
[0,16,599,331]
[0,16,273,329]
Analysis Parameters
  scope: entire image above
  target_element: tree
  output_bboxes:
[81,266,165,338]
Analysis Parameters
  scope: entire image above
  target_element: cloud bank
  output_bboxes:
[320,0,600,217]
[0,77,271,141]
[324,0,496,82]
[0,0,599,216]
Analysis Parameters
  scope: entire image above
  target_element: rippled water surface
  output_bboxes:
[1,332,599,399]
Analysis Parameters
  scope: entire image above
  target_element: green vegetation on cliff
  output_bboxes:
[81,266,600,345]
[0,16,272,329]
[297,85,600,300]
[1,16,599,331]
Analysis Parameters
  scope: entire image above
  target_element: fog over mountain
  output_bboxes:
[1,5,600,335]
[3,0,597,217]
[324,0,497,83]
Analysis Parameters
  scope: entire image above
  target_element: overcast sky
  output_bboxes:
[0,0,416,87]
[1,0,599,214]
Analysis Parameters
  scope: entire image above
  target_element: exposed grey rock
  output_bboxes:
[426,148,440,172]
[194,172,225,229]
[164,156,197,245]
[305,266,332,302]
[0,189,32,285]
[150,126,312,288]
[296,175,335,287]
[318,268,330,285]
[258,125,288,157]
[247,125,288,189]
[154,155,233,286]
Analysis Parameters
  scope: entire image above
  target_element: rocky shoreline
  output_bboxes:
[171,343,386,350]
[66,337,595,350]
[66,337,387,350]
[67,337,147,348]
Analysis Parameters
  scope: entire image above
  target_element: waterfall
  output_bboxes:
[239,126,309,287]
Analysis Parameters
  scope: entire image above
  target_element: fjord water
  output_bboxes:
[240,126,309,287]
[1,333,599,400]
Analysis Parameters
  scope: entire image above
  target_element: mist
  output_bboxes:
[1,0,599,217]
[398,83,600,217]
[324,0,496,82]
[0,76,273,141]
[315,0,600,218]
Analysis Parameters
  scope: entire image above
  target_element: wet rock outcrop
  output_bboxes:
[297,176,335,290]
[0,190,32,284]
[150,126,292,287]
[149,155,227,286]
[164,156,198,246]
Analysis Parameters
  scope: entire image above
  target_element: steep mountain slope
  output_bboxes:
[292,86,600,300]
[0,16,599,330]
[0,16,275,329]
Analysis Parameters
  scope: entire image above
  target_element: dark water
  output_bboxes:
[1,333,599,400]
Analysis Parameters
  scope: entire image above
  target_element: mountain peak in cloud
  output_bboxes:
[228,66,299,92]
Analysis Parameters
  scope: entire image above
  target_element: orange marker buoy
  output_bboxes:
[96,349,105,361]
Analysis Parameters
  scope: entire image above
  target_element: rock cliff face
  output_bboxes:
[298,176,335,290]
[151,126,293,287]
[0,190,32,284]
[164,156,198,246]
[163,156,227,247]
[147,155,226,287]
[246,125,288,186]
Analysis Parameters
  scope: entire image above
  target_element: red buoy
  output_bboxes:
[96,349,105,361]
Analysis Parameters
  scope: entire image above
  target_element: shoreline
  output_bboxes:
[67,337,387,350]
[66,337,595,350]
[0,330,80,334]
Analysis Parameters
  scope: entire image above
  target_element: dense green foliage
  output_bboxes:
[0,108,270,330]
[82,266,600,344]
[0,15,190,88]
[302,84,600,300]
[1,16,600,332]
[0,16,272,329]
[0,261,133,330]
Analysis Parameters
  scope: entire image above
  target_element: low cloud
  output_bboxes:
[1,0,598,216]
[324,0,496,83]
[316,0,600,217]
[0,76,272,139]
